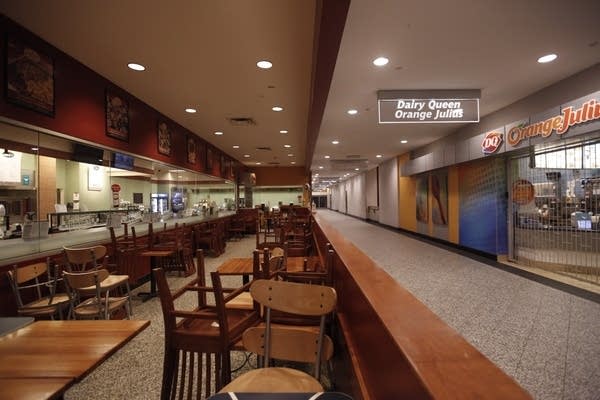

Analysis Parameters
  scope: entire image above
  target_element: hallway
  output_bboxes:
[316,209,600,400]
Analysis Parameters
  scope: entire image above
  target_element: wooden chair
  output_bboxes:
[193,223,222,257]
[228,217,246,241]
[219,279,337,393]
[7,259,70,320]
[63,268,131,320]
[62,245,109,272]
[155,250,259,399]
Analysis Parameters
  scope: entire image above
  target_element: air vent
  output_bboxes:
[228,117,256,126]
[268,162,280,165]
[329,158,369,171]
[346,154,361,159]
[256,146,272,151]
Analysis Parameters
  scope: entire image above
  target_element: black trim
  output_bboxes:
[329,209,600,304]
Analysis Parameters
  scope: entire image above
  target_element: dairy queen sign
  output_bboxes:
[481,131,504,154]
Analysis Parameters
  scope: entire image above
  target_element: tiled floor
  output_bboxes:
[316,210,600,400]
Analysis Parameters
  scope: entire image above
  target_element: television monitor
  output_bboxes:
[113,152,135,170]
[72,143,104,165]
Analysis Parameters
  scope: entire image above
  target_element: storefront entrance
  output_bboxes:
[509,139,600,285]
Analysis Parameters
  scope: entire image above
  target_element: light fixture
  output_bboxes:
[127,62,146,71]
[256,60,273,69]
[332,140,339,145]
[280,130,288,134]
[272,106,283,112]
[255,162,261,165]
[291,161,296,164]
[243,154,250,158]
[284,144,291,148]
[232,145,240,149]
[31,147,39,151]
[376,154,383,158]
[319,166,324,169]
[214,131,223,135]
[185,108,197,113]
[324,155,330,159]
[287,153,294,157]
[2,149,14,158]
[355,168,359,171]
[373,56,389,66]
[401,140,408,144]
[537,53,557,63]
[347,109,358,115]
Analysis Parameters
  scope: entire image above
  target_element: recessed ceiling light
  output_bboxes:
[272,106,283,112]
[332,140,340,145]
[31,147,39,151]
[291,161,296,164]
[256,60,273,69]
[127,62,145,71]
[347,109,358,115]
[324,155,330,159]
[280,130,288,134]
[373,56,389,66]
[185,108,197,113]
[315,173,319,176]
[232,145,240,149]
[401,140,408,144]
[243,154,250,158]
[256,162,261,165]
[319,166,324,169]
[287,153,294,157]
[284,144,292,148]
[376,154,383,158]
[214,131,223,135]
[537,53,558,63]
[355,168,360,171]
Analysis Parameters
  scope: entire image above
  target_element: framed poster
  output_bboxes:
[186,135,196,164]
[88,165,103,191]
[206,146,213,170]
[157,121,171,156]
[105,90,129,141]
[5,35,55,116]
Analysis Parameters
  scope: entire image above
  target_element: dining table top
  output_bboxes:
[0,319,150,399]
[217,256,320,275]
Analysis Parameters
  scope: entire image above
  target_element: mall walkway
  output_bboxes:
[316,209,600,400]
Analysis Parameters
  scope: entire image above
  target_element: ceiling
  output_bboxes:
[1,0,600,192]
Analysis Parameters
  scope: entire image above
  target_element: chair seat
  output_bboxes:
[220,367,323,393]
[19,293,70,317]
[73,296,129,317]
[78,274,129,293]
[225,291,254,310]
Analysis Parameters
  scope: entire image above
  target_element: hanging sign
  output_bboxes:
[378,89,480,124]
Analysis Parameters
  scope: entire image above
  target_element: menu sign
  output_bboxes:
[378,90,480,124]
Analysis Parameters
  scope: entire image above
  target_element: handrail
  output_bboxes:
[312,212,532,400]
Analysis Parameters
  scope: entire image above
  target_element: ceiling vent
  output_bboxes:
[255,146,272,151]
[268,161,280,165]
[346,154,362,159]
[228,117,256,126]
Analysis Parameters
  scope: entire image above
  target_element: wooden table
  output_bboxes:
[0,320,150,399]
[217,256,319,277]
[138,249,175,301]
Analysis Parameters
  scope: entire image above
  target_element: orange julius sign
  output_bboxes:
[507,99,600,146]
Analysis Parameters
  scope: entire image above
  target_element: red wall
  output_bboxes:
[0,14,236,180]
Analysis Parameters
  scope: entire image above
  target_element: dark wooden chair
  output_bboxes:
[155,249,259,399]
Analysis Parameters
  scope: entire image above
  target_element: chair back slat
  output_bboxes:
[243,326,333,363]
[250,279,336,316]
[63,245,107,271]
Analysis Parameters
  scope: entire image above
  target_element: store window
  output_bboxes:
[0,121,234,263]
[509,138,600,285]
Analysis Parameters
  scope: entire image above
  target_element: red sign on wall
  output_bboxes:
[111,184,121,192]
[481,131,503,154]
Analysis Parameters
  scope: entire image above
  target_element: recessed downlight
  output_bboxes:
[400,140,408,144]
[324,155,330,159]
[318,166,324,169]
[233,145,240,149]
[185,108,197,113]
[127,62,146,71]
[256,60,273,69]
[279,130,288,134]
[243,154,250,158]
[373,56,389,66]
[291,161,296,164]
[355,168,360,171]
[347,109,358,115]
[284,144,291,148]
[214,131,223,136]
[287,153,294,157]
[255,162,261,165]
[332,140,340,145]
[31,147,39,151]
[537,53,557,63]
[376,154,383,158]
[272,106,283,112]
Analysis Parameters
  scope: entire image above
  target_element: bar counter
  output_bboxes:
[0,211,235,266]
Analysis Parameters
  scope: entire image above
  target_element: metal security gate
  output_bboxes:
[508,141,600,285]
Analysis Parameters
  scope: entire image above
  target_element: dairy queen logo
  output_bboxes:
[481,131,503,154]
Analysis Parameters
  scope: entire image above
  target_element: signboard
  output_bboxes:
[378,90,480,124]
[481,131,504,154]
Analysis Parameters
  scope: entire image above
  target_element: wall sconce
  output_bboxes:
[2,148,15,158]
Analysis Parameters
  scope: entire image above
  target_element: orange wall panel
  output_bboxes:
[252,167,308,186]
